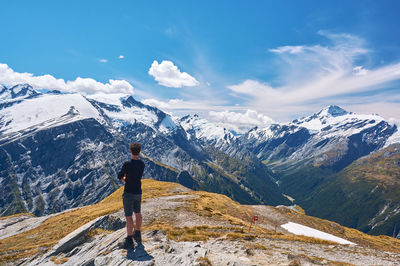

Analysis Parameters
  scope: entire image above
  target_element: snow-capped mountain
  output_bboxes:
[0,84,287,217]
[179,114,240,155]
[239,105,399,236]
[87,93,179,135]
[0,84,39,101]
[242,105,396,171]
[0,84,40,110]
[0,92,104,136]
[384,125,400,148]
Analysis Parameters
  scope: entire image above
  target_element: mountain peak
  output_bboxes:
[0,84,39,101]
[318,105,348,117]
[180,114,236,144]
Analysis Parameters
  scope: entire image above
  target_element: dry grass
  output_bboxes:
[188,191,253,227]
[0,213,34,220]
[85,228,113,240]
[2,178,400,264]
[248,243,270,250]
[50,256,69,264]
[294,205,306,214]
[196,256,212,266]
[327,261,355,266]
[0,179,181,263]
[145,224,225,242]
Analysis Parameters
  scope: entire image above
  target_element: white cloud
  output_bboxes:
[209,109,273,129]
[0,63,134,95]
[352,66,369,76]
[99,59,108,63]
[269,45,304,54]
[142,98,206,111]
[148,60,199,88]
[228,32,400,121]
[388,117,400,127]
[119,55,124,59]
[142,98,172,109]
[228,80,276,96]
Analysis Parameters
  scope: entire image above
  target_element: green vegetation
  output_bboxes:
[201,146,290,206]
[2,172,27,216]
[300,144,400,236]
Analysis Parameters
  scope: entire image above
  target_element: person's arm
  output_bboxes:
[138,161,145,179]
[118,162,127,180]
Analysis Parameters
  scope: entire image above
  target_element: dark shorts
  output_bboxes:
[123,193,142,216]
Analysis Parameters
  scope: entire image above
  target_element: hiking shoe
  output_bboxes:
[118,236,134,249]
[133,230,142,243]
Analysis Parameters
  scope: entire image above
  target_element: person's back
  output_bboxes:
[117,142,145,249]
[119,158,145,195]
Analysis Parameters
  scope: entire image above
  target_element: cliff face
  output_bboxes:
[1,179,400,265]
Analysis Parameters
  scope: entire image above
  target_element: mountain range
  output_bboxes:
[0,83,399,238]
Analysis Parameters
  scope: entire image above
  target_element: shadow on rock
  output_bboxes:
[126,243,154,262]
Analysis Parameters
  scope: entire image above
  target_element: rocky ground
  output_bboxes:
[2,181,400,265]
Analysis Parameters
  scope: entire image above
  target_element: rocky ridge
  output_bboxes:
[1,179,400,265]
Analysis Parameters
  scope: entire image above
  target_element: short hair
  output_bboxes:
[130,142,141,155]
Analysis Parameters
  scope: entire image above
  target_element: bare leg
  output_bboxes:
[135,213,142,231]
[126,216,134,236]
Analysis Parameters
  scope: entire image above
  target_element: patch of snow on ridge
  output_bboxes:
[87,93,160,129]
[86,93,129,106]
[384,129,400,147]
[0,93,103,134]
[0,89,11,101]
[294,112,384,135]
[181,115,232,142]
[281,222,355,245]
[159,116,177,133]
[12,84,26,94]
[88,93,177,132]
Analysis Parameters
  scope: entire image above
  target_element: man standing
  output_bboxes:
[118,142,145,249]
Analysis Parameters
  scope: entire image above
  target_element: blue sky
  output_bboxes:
[1,0,400,131]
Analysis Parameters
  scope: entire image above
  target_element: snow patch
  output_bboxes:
[384,129,400,147]
[12,85,24,94]
[281,222,355,245]
[159,116,177,133]
[86,93,129,106]
[0,94,103,134]
[180,115,234,143]
[105,105,158,129]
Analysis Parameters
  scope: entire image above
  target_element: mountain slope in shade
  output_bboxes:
[1,180,400,265]
[300,143,400,236]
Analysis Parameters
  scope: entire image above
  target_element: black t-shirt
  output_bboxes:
[118,159,145,194]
